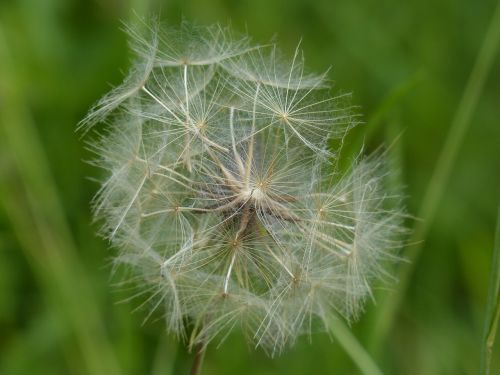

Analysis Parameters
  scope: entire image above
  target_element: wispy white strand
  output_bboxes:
[83,20,407,356]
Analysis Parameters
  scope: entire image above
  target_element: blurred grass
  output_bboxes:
[1,0,499,374]
[481,207,500,374]
[0,27,120,375]
[329,319,383,375]
[369,0,500,354]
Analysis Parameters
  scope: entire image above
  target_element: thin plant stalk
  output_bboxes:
[329,319,384,375]
[0,28,120,375]
[480,207,500,374]
[190,342,207,375]
[369,0,500,351]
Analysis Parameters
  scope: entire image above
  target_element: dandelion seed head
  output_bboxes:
[83,19,407,356]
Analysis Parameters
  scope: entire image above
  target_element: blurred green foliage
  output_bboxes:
[1,0,499,374]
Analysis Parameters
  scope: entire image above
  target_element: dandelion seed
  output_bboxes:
[83,19,407,357]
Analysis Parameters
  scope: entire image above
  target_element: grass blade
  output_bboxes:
[369,0,500,351]
[0,28,121,375]
[480,206,500,374]
[330,319,384,375]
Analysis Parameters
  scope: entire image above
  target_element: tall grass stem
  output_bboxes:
[369,0,500,352]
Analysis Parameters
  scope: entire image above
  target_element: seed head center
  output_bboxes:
[241,186,265,202]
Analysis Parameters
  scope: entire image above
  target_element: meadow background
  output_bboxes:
[1,0,499,374]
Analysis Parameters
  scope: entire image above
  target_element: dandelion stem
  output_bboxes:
[190,341,207,375]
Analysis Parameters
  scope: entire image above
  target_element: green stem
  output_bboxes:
[190,342,207,375]
[369,0,500,352]
[330,319,384,375]
[0,31,121,375]
[480,207,500,375]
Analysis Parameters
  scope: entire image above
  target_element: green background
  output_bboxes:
[1,0,499,374]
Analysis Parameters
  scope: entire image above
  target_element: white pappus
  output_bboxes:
[81,20,407,356]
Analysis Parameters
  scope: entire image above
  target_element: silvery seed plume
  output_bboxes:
[81,20,407,356]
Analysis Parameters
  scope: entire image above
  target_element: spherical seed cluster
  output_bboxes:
[82,21,406,355]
